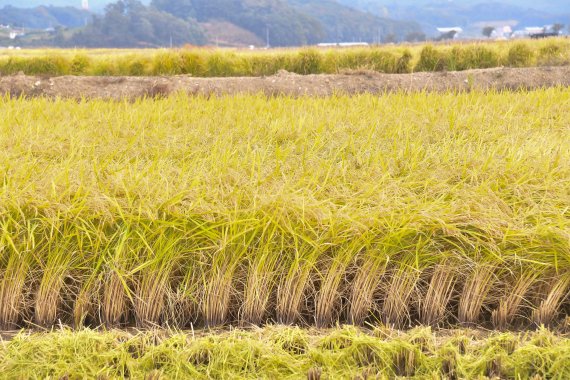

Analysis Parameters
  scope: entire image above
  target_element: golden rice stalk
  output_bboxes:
[163,267,201,328]
[163,286,195,328]
[241,262,276,326]
[73,282,97,328]
[458,264,496,324]
[491,270,540,329]
[0,256,30,329]
[418,262,457,326]
[382,266,420,328]
[134,269,170,328]
[34,248,75,327]
[201,264,235,327]
[276,262,313,325]
[314,256,351,328]
[102,271,129,327]
[348,255,387,325]
[532,275,570,326]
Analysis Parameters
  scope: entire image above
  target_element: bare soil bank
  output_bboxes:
[1,66,570,99]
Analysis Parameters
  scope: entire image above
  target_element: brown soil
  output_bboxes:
[1,66,569,99]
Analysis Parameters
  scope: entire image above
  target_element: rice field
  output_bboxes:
[0,38,569,76]
[1,81,570,377]
[0,89,569,333]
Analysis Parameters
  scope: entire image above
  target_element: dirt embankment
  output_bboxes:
[1,66,570,99]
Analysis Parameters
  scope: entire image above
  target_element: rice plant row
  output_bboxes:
[2,326,570,379]
[0,90,569,330]
[0,38,569,77]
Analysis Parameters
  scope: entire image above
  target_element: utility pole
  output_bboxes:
[266,26,270,48]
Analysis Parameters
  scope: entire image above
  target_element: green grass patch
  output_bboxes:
[1,327,569,379]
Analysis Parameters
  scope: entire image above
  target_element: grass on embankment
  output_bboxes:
[0,38,569,77]
[0,89,569,330]
[1,326,570,379]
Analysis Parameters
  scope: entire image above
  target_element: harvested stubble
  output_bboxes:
[0,89,569,330]
[1,326,570,379]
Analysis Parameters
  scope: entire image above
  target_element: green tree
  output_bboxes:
[405,31,426,42]
[552,23,564,34]
[156,0,324,46]
[68,0,206,48]
[383,33,397,43]
[151,0,196,20]
[482,26,495,38]
[438,30,457,41]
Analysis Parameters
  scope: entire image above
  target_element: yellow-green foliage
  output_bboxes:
[0,38,569,76]
[0,90,569,329]
[1,327,569,379]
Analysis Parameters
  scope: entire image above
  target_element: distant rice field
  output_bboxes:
[0,38,569,76]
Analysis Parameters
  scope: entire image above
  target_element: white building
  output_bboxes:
[436,27,463,39]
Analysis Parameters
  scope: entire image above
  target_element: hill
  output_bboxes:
[0,5,90,29]
[0,0,424,47]
[339,0,570,37]
[151,0,422,46]
[290,0,421,43]
[1,0,567,14]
